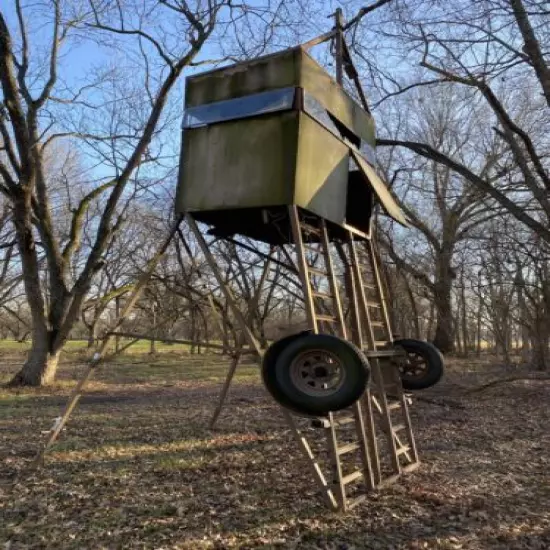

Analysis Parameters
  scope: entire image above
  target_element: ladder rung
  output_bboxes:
[366,302,381,308]
[316,314,338,323]
[347,494,367,510]
[335,416,356,427]
[363,283,375,290]
[397,445,411,456]
[342,470,363,485]
[370,321,384,328]
[388,401,402,411]
[375,341,389,347]
[312,290,333,300]
[307,266,329,277]
[337,442,360,455]
[392,423,406,433]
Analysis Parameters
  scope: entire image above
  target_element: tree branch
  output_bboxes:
[343,0,393,31]
[377,138,550,243]
[62,180,116,263]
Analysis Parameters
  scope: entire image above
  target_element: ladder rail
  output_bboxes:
[325,412,347,510]
[365,237,393,342]
[334,240,377,492]
[319,219,348,340]
[352,400,376,491]
[364,237,420,466]
[289,205,318,333]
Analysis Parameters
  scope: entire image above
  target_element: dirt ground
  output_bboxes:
[1,350,549,549]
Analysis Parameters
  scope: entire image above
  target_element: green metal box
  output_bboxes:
[176,46,408,241]
[176,48,376,224]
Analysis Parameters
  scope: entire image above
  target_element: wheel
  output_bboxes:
[394,338,445,390]
[263,333,369,416]
[261,331,313,415]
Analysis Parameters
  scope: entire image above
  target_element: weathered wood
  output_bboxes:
[281,410,339,511]
[187,214,263,357]
[325,412,347,510]
[289,206,318,333]
[300,30,337,51]
[320,219,347,340]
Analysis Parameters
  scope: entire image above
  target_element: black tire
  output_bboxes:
[264,333,369,416]
[394,338,444,390]
[261,331,313,415]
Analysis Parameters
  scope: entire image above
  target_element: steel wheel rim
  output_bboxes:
[399,351,428,379]
[289,349,346,397]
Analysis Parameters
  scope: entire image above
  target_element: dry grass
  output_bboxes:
[1,349,549,549]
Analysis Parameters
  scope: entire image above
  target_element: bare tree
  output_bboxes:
[373,0,550,243]
[0,0,298,385]
[378,86,499,352]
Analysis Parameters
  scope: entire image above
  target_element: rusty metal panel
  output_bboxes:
[176,112,299,213]
[185,49,300,107]
[294,113,349,225]
[298,49,375,147]
[350,150,410,227]
[184,47,376,146]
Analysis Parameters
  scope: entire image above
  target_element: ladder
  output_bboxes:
[347,234,420,482]
[189,208,419,511]
[289,205,377,510]
[288,205,419,511]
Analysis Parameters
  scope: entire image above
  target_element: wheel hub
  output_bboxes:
[289,349,346,396]
[399,352,428,379]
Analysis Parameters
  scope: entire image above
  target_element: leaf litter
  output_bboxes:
[1,354,549,549]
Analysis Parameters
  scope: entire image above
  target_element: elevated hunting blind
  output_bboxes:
[175,45,409,243]
[170,38,445,511]
[171,38,444,510]
[37,16,444,514]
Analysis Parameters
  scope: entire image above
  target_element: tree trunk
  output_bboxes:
[433,280,455,352]
[530,335,549,371]
[190,306,197,354]
[9,196,60,386]
[531,315,550,371]
[8,331,61,386]
[432,247,455,353]
[115,296,121,353]
[87,321,98,348]
[398,272,420,339]
[426,300,435,341]
[454,309,463,355]
[460,273,469,356]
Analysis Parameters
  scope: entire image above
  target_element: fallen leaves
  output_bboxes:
[1,353,549,549]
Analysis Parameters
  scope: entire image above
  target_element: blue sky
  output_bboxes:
[1,0,348,189]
